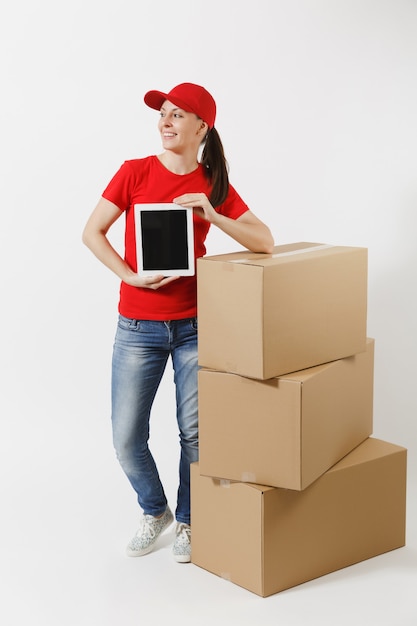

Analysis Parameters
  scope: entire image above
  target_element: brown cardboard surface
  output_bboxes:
[197,242,368,379]
[198,339,374,490]
[191,438,407,597]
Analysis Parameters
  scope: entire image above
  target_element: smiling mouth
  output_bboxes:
[163,132,177,138]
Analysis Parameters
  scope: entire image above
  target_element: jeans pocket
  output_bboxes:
[117,315,138,331]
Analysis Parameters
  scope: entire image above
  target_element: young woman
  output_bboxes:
[82,82,274,563]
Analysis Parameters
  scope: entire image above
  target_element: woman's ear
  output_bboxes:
[198,121,209,136]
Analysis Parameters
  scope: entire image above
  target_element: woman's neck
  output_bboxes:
[157,151,199,175]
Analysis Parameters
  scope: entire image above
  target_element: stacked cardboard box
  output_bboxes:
[191,242,407,597]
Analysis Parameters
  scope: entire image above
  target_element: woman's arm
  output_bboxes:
[82,197,179,289]
[173,193,274,254]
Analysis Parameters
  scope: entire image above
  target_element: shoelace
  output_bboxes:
[176,523,191,539]
[137,515,157,539]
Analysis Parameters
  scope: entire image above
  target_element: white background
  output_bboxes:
[1,1,416,624]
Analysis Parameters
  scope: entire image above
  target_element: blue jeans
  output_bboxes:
[111,315,199,525]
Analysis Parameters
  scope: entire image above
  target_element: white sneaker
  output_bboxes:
[172,522,191,563]
[126,507,174,557]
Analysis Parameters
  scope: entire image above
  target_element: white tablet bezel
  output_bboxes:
[134,203,195,276]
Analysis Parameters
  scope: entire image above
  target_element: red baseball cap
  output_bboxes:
[144,82,216,129]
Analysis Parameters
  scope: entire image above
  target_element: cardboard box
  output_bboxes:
[191,438,407,597]
[197,242,368,379]
[198,338,374,490]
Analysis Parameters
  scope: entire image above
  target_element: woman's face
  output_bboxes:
[158,100,207,153]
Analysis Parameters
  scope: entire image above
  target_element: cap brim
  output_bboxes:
[144,90,199,117]
[143,90,169,111]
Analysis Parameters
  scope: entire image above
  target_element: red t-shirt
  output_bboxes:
[102,156,249,320]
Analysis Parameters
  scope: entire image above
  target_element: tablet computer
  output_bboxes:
[134,203,195,276]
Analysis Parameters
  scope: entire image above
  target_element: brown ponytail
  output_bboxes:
[200,128,229,207]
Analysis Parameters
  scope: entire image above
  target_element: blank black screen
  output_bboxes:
[140,210,189,271]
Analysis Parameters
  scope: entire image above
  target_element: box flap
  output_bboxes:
[328,438,406,473]
[199,242,367,268]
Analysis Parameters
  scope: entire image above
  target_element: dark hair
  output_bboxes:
[200,128,229,207]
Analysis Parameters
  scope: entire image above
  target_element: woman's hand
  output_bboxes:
[125,273,180,290]
[173,193,274,254]
[173,193,219,224]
